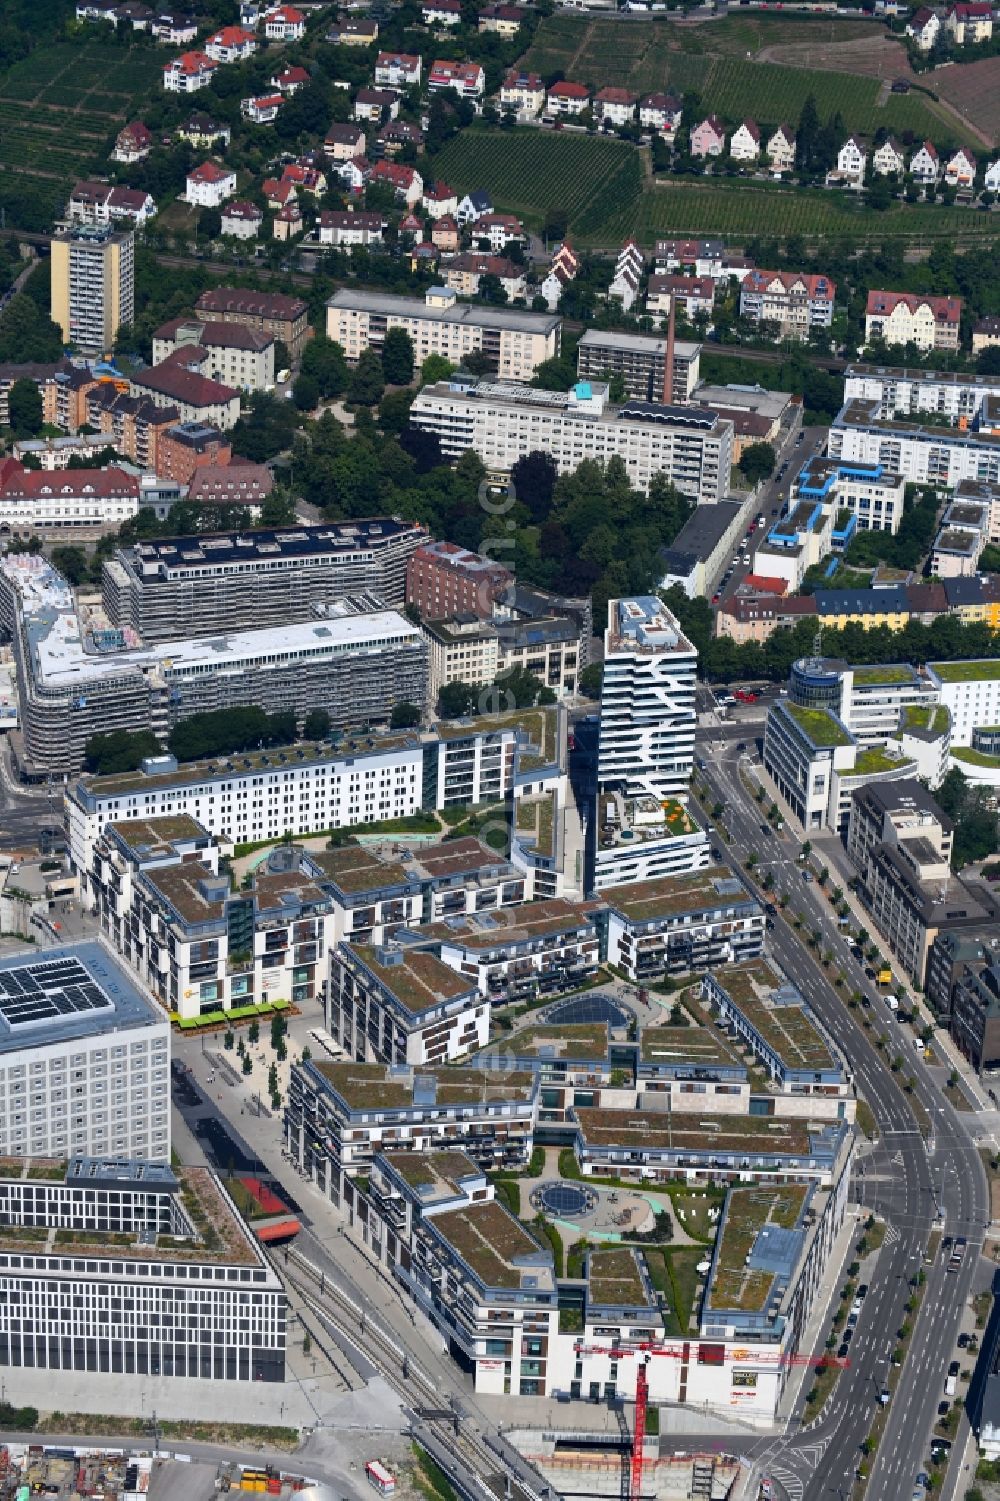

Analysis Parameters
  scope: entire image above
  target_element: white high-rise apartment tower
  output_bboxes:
[597,596,698,802]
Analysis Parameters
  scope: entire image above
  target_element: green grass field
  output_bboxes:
[432,126,996,245]
[0,41,164,191]
[519,14,973,145]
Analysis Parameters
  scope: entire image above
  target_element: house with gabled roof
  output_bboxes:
[479,4,524,35]
[204,25,257,62]
[375,51,422,87]
[471,213,525,252]
[422,0,462,25]
[865,290,962,352]
[909,140,940,183]
[264,5,306,40]
[945,2,992,43]
[325,122,366,162]
[546,80,589,116]
[428,59,484,99]
[242,94,283,124]
[541,242,580,310]
[370,160,424,205]
[272,65,309,94]
[113,121,153,163]
[457,190,493,225]
[943,146,977,187]
[831,134,866,186]
[872,137,906,176]
[729,119,761,161]
[766,124,796,172]
[336,156,370,194]
[609,240,644,312]
[500,69,545,117]
[354,87,400,123]
[186,161,237,207]
[690,115,726,157]
[639,93,682,136]
[327,17,379,46]
[906,6,940,48]
[424,181,459,220]
[163,50,217,92]
[594,87,637,128]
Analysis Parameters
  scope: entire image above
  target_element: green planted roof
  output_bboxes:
[851,664,914,686]
[783,701,853,748]
[931,660,1000,683]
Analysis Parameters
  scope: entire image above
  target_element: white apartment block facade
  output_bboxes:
[66,741,426,888]
[830,402,1000,490]
[327,287,560,382]
[0,944,170,1163]
[843,365,1000,426]
[410,379,733,503]
[88,821,337,1022]
[327,942,489,1065]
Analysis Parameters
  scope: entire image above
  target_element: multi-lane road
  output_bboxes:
[696,730,986,1501]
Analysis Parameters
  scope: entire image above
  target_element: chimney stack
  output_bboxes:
[662,295,675,406]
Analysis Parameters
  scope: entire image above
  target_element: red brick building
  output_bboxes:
[157,422,232,485]
[406,540,512,621]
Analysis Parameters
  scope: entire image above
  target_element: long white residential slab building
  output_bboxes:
[326,286,561,382]
[410,376,734,502]
[844,364,1000,424]
[829,400,1000,490]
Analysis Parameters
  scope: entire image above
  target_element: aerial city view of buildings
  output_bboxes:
[0,0,998,1499]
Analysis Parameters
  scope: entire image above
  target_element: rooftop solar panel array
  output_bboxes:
[0,957,113,1030]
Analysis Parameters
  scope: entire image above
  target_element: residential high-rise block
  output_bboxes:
[50,225,134,353]
[597,596,698,803]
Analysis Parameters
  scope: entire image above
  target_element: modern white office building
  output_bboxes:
[0,943,170,1163]
[927,661,1000,748]
[787,657,940,747]
[326,286,560,381]
[829,401,1000,490]
[597,597,697,803]
[66,712,537,884]
[843,364,1000,425]
[0,1157,286,1382]
[788,457,906,535]
[409,378,734,502]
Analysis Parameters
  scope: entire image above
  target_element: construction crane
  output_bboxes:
[575,1339,849,1367]
[575,1342,848,1501]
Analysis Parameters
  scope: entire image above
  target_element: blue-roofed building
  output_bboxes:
[790,455,905,535]
[0,941,170,1162]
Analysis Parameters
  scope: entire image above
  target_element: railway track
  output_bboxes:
[284,1247,548,1501]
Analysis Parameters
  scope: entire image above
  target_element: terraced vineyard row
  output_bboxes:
[433,128,639,226]
[584,177,998,245]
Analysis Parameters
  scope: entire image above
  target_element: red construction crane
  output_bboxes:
[630,1359,649,1501]
[575,1339,849,1368]
[574,1342,848,1501]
